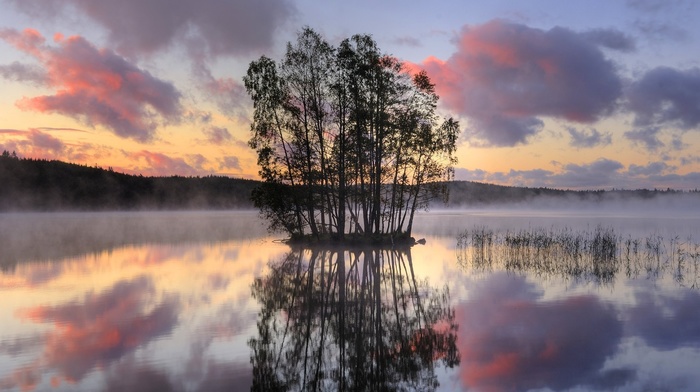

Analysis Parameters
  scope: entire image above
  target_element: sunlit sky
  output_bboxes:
[1,0,699,190]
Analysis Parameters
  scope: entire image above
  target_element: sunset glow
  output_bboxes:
[1,0,699,189]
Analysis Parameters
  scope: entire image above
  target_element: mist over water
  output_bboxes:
[422,192,700,240]
[0,210,266,268]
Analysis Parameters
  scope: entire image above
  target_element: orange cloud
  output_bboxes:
[0,28,182,142]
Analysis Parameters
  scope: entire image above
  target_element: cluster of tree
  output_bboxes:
[0,153,257,210]
[250,248,459,391]
[244,28,459,242]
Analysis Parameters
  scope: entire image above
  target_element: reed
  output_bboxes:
[457,226,699,286]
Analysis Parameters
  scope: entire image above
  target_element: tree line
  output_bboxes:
[245,28,459,242]
[0,152,257,210]
[2,151,694,212]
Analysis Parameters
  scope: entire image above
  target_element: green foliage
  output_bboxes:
[245,28,460,241]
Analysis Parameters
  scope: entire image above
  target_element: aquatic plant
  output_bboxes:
[457,226,699,286]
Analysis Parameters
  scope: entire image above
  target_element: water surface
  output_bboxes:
[1,210,699,391]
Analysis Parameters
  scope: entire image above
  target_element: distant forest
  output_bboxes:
[0,152,697,211]
[0,152,258,210]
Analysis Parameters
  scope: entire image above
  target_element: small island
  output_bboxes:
[244,28,459,246]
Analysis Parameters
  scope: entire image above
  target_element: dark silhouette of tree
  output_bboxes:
[249,247,459,391]
[245,28,459,242]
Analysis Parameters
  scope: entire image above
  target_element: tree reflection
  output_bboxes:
[249,248,459,391]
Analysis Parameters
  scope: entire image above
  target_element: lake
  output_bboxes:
[1,209,699,391]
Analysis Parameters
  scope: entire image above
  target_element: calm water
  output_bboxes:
[1,210,699,391]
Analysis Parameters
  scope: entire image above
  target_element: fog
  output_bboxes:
[421,191,700,237]
[0,210,267,269]
[2,191,699,270]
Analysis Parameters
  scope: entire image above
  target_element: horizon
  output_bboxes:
[1,1,700,190]
[5,152,700,194]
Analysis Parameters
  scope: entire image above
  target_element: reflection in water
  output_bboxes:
[628,289,700,351]
[7,276,179,390]
[249,248,459,391]
[454,273,633,391]
[0,211,266,270]
[2,212,700,391]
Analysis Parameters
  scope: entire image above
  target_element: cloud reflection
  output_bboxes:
[456,273,630,391]
[629,289,700,351]
[16,276,179,385]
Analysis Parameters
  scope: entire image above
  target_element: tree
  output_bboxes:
[245,27,459,242]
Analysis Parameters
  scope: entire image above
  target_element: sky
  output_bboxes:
[1,0,699,190]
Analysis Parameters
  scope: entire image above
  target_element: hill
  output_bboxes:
[0,153,257,210]
[443,180,696,208]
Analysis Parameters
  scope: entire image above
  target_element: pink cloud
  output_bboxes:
[26,128,65,153]
[416,20,623,146]
[13,276,179,386]
[0,28,182,141]
[8,0,295,58]
[0,128,98,162]
[128,150,204,176]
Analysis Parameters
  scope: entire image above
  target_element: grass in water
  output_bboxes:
[457,226,700,287]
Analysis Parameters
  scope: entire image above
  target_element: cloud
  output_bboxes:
[454,158,646,190]
[393,36,422,47]
[627,161,672,176]
[624,127,665,151]
[582,28,637,52]
[0,28,182,141]
[129,150,205,176]
[0,128,98,161]
[456,273,629,391]
[7,0,295,58]
[218,156,242,171]
[671,134,687,150]
[0,61,48,85]
[554,159,625,188]
[455,158,700,190]
[626,0,682,13]
[193,63,250,120]
[626,67,700,131]
[188,154,209,170]
[633,19,688,41]
[567,127,613,148]
[417,20,623,146]
[16,276,179,384]
[203,126,233,145]
[626,0,692,41]
[680,155,700,166]
[26,128,65,153]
